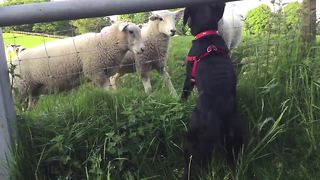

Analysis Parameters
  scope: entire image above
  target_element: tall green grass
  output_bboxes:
[7,31,320,179]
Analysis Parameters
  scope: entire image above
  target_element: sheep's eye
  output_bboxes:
[129,30,134,34]
[159,17,163,21]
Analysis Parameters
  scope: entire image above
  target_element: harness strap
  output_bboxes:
[187,45,228,85]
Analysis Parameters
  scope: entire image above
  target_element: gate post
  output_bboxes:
[0,29,16,179]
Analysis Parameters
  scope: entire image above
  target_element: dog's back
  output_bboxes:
[181,2,243,179]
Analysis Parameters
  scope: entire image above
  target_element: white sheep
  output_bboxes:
[12,22,145,107]
[218,7,243,50]
[110,10,184,98]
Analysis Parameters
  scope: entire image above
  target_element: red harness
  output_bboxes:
[194,30,218,40]
[187,30,229,84]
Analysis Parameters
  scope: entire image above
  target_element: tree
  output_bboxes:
[317,18,320,35]
[70,17,111,35]
[301,0,316,43]
[118,12,151,24]
[283,2,302,32]
[32,21,72,36]
[244,4,273,35]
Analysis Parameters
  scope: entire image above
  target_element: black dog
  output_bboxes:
[181,2,243,179]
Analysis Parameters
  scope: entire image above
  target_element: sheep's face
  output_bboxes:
[149,10,184,37]
[119,22,145,54]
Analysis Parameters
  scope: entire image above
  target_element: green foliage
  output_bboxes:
[9,33,320,179]
[32,21,72,36]
[3,0,48,6]
[176,19,191,36]
[244,4,272,35]
[70,17,111,34]
[282,2,302,32]
[118,12,151,24]
[244,2,304,36]
[6,5,320,179]
[13,87,193,179]
[4,25,34,33]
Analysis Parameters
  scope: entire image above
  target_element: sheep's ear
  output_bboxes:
[149,14,159,21]
[183,8,190,26]
[118,22,129,31]
[175,9,184,20]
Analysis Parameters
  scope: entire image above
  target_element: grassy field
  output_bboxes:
[3,33,57,48]
[6,30,320,180]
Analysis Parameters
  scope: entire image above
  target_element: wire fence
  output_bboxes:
[3,22,189,103]
[2,5,319,106]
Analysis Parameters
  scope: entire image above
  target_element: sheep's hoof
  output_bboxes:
[103,85,113,91]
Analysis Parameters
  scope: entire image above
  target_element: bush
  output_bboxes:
[118,12,151,24]
[32,21,72,36]
[70,17,111,35]
[244,4,273,35]
[282,2,302,32]
[13,87,193,179]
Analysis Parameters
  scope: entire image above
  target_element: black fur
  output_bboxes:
[181,3,243,179]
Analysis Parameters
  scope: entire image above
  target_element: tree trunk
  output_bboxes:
[301,0,316,44]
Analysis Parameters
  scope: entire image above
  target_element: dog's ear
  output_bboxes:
[210,2,225,21]
[183,8,191,26]
[217,4,225,21]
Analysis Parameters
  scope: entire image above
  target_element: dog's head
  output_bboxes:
[183,2,225,36]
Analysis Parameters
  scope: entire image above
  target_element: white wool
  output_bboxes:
[12,22,144,107]
[218,7,243,50]
[111,10,184,98]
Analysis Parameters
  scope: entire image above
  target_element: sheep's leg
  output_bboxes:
[159,68,178,98]
[27,96,38,110]
[90,71,112,90]
[102,79,112,90]
[140,73,152,94]
[110,73,121,90]
[26,84,41,110]
[135,60,152,93]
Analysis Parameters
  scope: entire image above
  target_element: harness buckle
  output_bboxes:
[207,45,218,53]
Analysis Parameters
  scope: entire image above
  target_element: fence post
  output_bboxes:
[0,28,16,179]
